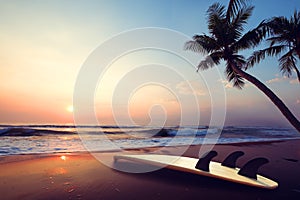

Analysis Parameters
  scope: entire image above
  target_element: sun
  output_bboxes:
[66,105,74,113]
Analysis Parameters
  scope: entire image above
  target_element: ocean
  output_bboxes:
[0,125,299,156]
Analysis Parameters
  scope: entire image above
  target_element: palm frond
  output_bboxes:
[207,3,228,45]
[261,10,300,83]
[279,50,297,77]
[233,54,246,66]
[292,10,300,24]
[230,5,254,39]
[279,57,293,77]
[268,36,290,46]
[207,3,226,21]
[246,45,287,68]
[226,0,249,21]
[197,57,215,71]
[267,16,290,35]
[266,16,297,45]
[232,20,268,51]
[226,63,245,89]
[232,74,245,89]
[196,51,223,71]
[192,35,221,52]
[184,40,207,54]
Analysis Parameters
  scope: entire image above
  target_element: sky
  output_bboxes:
[0,0,299,127]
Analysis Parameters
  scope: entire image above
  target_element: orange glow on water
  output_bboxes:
[60,155,67,161]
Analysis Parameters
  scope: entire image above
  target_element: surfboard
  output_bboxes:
[114,153,278,189]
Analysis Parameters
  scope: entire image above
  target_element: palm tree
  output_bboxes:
[184,0,300,132]
[248,11,300,82]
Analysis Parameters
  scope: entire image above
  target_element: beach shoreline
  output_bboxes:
[1,139,300,199]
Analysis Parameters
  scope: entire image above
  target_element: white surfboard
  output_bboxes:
[114,154,278,189]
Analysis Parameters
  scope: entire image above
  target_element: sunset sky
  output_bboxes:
[0,0,299,127]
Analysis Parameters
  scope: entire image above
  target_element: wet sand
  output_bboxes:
[1,139,300,199]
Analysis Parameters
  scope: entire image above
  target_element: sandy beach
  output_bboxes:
[1,139,300,200]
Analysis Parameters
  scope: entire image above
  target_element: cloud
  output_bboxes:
[290,79,299,84]
[176,80,205,96]
[266,76,298,84]
[244,83,252,88]
[218,79,233,89]
[266,76,287,84]
[218,79,252,89]
[297,99,300,104]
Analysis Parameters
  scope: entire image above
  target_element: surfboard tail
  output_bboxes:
[195,150,270,180]
[238,158,269,179]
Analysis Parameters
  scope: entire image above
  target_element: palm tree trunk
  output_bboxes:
[231,64,300,133]
[293,65,300,83]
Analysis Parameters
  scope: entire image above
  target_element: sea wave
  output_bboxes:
[0,126,221,138]
[0,125,298,138]
[0,125,300,156]
[0,128,75,136]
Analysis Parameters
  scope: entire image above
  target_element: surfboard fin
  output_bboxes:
[195,151,218,172]
[238,158,269,179]
[221,151,245,168]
